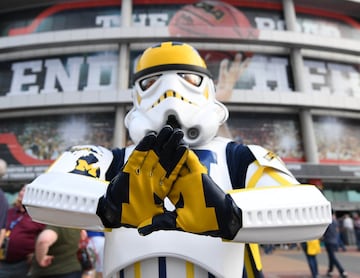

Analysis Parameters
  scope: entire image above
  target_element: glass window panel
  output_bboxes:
[303,59,360,96]
[314,116,360,163]
[348,190,360,202]
[297,13,360,40]
[0,5,120,36]
[0,113,115,164]
[226,113,304,162]
[130,50,294,94]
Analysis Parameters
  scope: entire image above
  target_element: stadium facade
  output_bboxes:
[0,0,359,212]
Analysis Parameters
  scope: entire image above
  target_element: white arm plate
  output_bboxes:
[23,172,108,230]
[230,185,331,243]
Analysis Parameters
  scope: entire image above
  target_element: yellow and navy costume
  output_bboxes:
[22,42,331,278]
[103,137,288,277]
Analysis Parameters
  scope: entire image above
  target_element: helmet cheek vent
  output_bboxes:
[187,127,200,140]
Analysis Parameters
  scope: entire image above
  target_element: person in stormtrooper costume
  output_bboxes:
[23,41,331,278]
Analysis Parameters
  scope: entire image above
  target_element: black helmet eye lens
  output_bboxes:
[139,74,161,90]
[178,73,203,87]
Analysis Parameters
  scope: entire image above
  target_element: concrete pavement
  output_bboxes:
[261,246,360,278]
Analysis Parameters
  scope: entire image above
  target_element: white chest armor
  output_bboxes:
[104,137,244,278]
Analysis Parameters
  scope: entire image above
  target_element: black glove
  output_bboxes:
[97,126,188,228]
[138,150,242,240]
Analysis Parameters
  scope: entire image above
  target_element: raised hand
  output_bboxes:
[138,150,242,240]
[97,126,188,228]
[216,53,251,102]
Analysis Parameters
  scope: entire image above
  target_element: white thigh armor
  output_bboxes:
[104,229,244,278]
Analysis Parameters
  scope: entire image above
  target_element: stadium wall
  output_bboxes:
[0,0,359,211]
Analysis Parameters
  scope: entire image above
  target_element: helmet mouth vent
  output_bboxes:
[166,115,181,129]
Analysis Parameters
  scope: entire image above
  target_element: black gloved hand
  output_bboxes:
[97,126,188,228]
[138,150,242,240]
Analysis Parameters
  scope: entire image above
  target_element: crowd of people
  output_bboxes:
[227,115,360,164]
[322,213,348,278]
[2,105,359,167]
[339,212,360,250]
[226,115,304,162]
[260,211,360,278]
[0,114,114,162]
[315,117,360,162]
[0,183,104,278]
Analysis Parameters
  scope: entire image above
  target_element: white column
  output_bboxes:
[283,0,319,163]
[113,0,132,148]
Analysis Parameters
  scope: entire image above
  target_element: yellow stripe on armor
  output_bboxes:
[166,90,175,98]
[204,85,209,99]
[136,92,142,105]
[265,168,293,186]
[150,90,195,109]
[134,261,141,278]
[247,161,264,188]
[244,243,263,278]
[186,261,195,278]
[245,163,265,278]
[249,243,263,270]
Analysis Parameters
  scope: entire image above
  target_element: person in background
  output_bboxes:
[86,230,104,278]
[0,185,45,278]
[301,239,321,278]
[0,159,9,251]
[352,212,360,251]
[262,244,275,255]
[79,229,96,278]
[336,214,347,252]
[29,225,82,278]
[342,213,355,245]
[0,188,9,257]
[336,217,347,252]
[323,212,348,278]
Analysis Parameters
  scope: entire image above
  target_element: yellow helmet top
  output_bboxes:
[133,41,212,82]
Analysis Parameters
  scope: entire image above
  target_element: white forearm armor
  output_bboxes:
[23,142,331,241]
[230,144,331,243]
[230,185,331,243]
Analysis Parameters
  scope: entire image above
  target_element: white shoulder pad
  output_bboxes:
[247,145,293,177]
[23,144,113,231]
[48,145,113,180]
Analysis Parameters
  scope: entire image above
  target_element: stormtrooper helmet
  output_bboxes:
[125,41,228,146]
